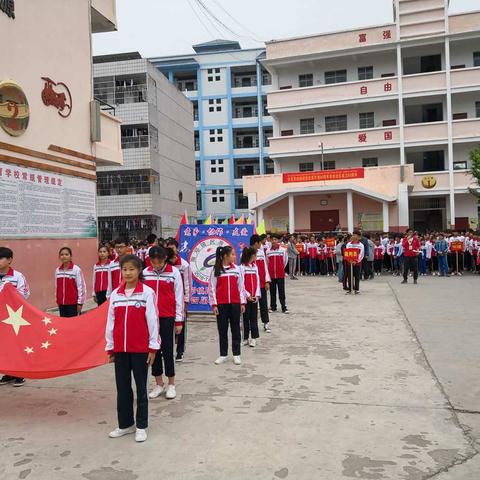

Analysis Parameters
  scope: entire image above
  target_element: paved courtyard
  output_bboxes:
[0,274,479,479]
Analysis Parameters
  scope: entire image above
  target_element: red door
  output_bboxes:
[310,210,340,232]
[455,217,469,230]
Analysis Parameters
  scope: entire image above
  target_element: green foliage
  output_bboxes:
[469,146,480,200]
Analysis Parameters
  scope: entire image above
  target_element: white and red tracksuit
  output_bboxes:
[255,247,271,288]
[92,260,111,295]
[55,262,86,306]
[208,264,247,307]
[143,263,184,378]
[107,259,122,297]
[173,256,191,304]
[240,263,261,300]
[266,245,288,280]
[105,282,160,354]
[208,264,246,357]
[142,264,184,326]
[0,267,30,299]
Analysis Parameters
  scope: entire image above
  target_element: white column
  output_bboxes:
[288,195,295,234]
[257,207,264,225]
[445,36,456,229]
[398,183,410,229]
[382,202,390,233]
[347,191,354,233]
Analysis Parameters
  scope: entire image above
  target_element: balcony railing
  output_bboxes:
[233,107,259,118]
[234,137,260,149]
[232,76,257,88]
[268,118,480,157]
[121,135,149,149]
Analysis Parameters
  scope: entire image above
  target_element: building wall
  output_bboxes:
[93,58,195,238]
[0,0,121,309]
[151,47,272,220]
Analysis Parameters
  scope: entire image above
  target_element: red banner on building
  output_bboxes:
[283,168,365,184]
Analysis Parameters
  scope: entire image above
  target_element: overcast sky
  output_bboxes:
[93,0,479,58]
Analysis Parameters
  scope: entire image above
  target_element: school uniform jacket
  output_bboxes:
[142,264,184,326]
[208,264,247,308]
[306,242,318,259]
[240,263,261,300]
[173,256,191,303]
[255,247,271,288]
[55,262,86,306]
[316,245,327,261]
[266,245,288,280]
[105,282,160,354]
[402,237,421,257]
[374,246,385,260]
[107,259,121,297]
[0,267,30,299]
[92,260,111,295]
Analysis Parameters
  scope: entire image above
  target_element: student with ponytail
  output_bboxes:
[239,247,261,348]
[208,246,246,365]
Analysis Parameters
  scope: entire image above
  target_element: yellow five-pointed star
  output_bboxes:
[24,346,34,354]
[42,317,52,326]
[41,341,51,349]
[2,305,31,336]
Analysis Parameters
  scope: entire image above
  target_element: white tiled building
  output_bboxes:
[93,53,196,240]
[244,0,480,233]
[151,40,274,222]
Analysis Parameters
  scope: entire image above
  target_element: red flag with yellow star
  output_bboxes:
[0,283,109,379]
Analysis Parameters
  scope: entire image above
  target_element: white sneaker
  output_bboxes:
[165,385,176,400]
[249,338,256,347]
[135,428,147,442]
[148,384,164,399]
[264,323,271,333]
[109,425,135,438]
[233,356,242,365]
[214,356,228,365]
[243,339,249,346]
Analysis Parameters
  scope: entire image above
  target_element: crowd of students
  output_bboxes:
[0,227,477,441]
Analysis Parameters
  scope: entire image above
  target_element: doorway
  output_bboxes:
[310,210,340,232]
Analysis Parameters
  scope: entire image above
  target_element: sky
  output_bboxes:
[92,0,480,58]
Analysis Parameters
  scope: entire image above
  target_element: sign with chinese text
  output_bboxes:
[326,238,336,249]
[0,162,97,238]
[450,241,464,253]
[344,248,360,264]
[283,168,364,184]
[178,224,254,313]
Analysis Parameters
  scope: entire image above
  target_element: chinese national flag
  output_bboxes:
[0,283,109,379]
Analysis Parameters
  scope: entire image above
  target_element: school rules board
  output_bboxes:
[178,224,254,313]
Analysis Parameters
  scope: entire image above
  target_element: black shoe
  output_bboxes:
[175,352,184,362]
[0,375,14,385]
[354,291,360,295]
[13,378,25,387]
[345,291,352,294]
[401,280,407,284]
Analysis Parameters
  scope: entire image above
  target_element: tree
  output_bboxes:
[468,146,480,200]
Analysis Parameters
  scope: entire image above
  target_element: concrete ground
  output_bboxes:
[0,273,478,479]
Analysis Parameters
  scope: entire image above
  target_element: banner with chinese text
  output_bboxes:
[178,224,254,313]
[0,162,97,238]
[283,168,364,184]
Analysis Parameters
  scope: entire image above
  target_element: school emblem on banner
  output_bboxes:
[189,237,233,285]
[178,224,254,313]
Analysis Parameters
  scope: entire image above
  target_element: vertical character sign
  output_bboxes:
[178,224,254,313]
